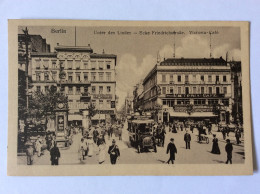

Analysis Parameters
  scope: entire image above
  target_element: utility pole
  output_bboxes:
[23,27,30,110]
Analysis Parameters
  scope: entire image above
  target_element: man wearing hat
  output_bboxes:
[93,127,99,144]
[108,139,120,164]
[166,138,177,164]
[184,130,191,149]
[225,139,233,164]
[26,142,34,165]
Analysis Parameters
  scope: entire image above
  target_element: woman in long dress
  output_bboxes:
[98,141,106,164]
[87,136,94,157]
[211,134,221,154]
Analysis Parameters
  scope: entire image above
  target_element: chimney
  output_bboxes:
[102,49,105,54]
[57,43,59,46]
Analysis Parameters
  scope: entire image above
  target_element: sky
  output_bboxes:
[18,26,241,109]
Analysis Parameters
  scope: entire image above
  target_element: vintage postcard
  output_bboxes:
[8,20,252,175]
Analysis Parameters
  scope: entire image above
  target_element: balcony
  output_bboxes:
[60,80,91,85]
[80,92,91,102]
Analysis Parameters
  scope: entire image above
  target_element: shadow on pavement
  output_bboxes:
[212,160,225,164]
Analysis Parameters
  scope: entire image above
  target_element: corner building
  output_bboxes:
[31,45,117,126]
[142,57,233,124]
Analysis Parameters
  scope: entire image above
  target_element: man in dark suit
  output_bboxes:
[225,139,233,164]
[50,142,60,165]
[108,139,120,164]
[184,130,191,149]
[166,138,177,164]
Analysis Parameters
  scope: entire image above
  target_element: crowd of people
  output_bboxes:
[77,122,123,165]
[23,117,243,165]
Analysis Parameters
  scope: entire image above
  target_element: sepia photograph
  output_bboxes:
[8,20,252,175]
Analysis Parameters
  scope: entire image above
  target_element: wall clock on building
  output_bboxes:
[58,103,64,109]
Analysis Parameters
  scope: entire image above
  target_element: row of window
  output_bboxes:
[35,72,112,82]
[161,74,228,83]
[68,100,112,109]
[36,85,112,94]
[35,60,112,70]
[161,86,228,95]
[162,99,229,106]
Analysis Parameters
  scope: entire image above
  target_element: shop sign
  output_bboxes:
[166,94,224,98]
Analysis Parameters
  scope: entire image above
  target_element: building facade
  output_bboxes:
[31,44,117,126]
[141,57,233,124]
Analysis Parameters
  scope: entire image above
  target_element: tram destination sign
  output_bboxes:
[166,94,225,98]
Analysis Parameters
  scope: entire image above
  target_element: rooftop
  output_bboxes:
[160,57,227,66]
[54,45,93,53]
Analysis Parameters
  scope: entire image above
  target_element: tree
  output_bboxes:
[88,102,96,118]
[28,85,68,120]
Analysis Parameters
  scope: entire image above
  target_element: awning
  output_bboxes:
[169,111,217,118]
[91,114,106,120]
[68,114,82,121]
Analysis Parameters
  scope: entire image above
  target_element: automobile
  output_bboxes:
[127,118,156,153]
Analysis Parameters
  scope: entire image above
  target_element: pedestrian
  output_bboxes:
[221,127,226,140]
[108,139,120,165]
[235,129,241,145]
[211,134,221,154]
[190,124,194,133]
[93,127,99,144]
[110,125,114,138]
[166,138,177,164]
[86,135,94,157]
[35,136,42,157]
[118,126,122,141]
[160,128,166,147]
[50,142,60,165]
[208,124,212,135]
[98,140,106,164]
[225,139,233,164]
[97,134,106,146]
[226,126,230,137]
[184,130,191,149]
[26,143,34,165]
[79,138,87,160]
[107,124,111,140]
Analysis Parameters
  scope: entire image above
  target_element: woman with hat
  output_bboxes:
[108,139,120,164]
[211,134,221,154]
[98,140,106,164]
[86,135,94,157]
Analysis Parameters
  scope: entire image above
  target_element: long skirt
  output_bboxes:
[211,143,221,154]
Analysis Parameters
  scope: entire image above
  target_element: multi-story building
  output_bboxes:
[125,93,134,116]
[133,80,144,112]
[230,61,242,124]
[141,57,233,124]
[31,44,117,126]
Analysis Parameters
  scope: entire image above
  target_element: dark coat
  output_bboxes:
[108,145,120,158]
[166,142,177,160]
[225,143,233,154]
[50,146,60,161]
[184,133,191,142]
